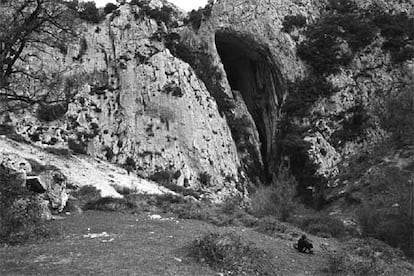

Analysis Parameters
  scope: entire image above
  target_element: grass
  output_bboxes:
[1,203,412,275]
[0,210,334,276]
[0,211,220,276]
[255,216,288,237]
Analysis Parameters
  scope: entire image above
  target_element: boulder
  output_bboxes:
[0,152,32,187]
[38,170,69,212]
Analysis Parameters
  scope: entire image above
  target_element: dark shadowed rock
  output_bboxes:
[26,176,47,193]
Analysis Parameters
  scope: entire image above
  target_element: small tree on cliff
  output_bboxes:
[0,0,77,114]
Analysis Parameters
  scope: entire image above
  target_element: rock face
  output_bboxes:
[174,0,323,184]
[2,0,413,204]
[180,0,414,199]
[5,3,243,200]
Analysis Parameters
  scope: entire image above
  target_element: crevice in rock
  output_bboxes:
[215,31,285,184]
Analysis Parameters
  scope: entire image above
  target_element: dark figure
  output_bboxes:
[124,157,135,175]
[294,235,314,254]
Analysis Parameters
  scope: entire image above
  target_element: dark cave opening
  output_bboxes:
[215,32,284,184]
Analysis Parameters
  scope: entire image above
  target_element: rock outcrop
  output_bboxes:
[0,153,52,219]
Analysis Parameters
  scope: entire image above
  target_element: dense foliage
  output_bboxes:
[282,15,307,33]
[78,1,102,23]
[184,0,214,30]
[374,11,414,63]
[130,0,176,27]
[297,2,377,75]
[103,2,118,15]
[296,0,414,74]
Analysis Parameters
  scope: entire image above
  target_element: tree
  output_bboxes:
[104,2,118,15]
[0,0,76,114]
[78,1,102,23]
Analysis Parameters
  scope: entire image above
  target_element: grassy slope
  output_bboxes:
[0,211,331,276]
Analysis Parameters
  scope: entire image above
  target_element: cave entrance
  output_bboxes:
[215,32,284,184]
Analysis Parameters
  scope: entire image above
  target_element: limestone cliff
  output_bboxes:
[179,0,414,203]
[4,3,243,200]
[2,0,413,206]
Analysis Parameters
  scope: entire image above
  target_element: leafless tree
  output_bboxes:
[0,0,77,113]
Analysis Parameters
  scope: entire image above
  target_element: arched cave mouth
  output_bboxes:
[215,32,284,184]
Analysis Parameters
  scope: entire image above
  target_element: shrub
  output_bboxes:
[323,252,348,274]
[148,170,179,186]
[138,193,257,228]
[190,232,275,276]
[294,214,346,238]
[0,169,58,245]
[71,185,101,206]
[73,37,88,61]
[131,0,176,27]
[78,1,103,24]
[44,146,71,156]
[158,181,201,199]
[184,2,213,30]
[282,15,307,32]
[354,164,414,257]
[283,77,336,117]
[123,156,136,173]
[67,137,87,154]
[323,250,388,275]
[373,12,414,63]
[358,205,413,258]
[198,172,212,187]
[162,83,183,97]
[36,103,68,122]
[104,146,115,161]
[330,104,373,147]
[323,238,410,275]
[297,1,377,75]
[103,3,118,15]
[83,197,136,212]
[250,163,297,221]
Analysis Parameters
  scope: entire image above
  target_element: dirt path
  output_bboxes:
[0,211,331,276]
